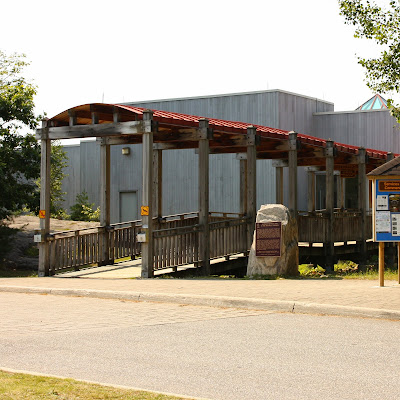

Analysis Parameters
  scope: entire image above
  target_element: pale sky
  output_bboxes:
[1,0,388,121]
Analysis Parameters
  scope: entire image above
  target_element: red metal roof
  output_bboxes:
[117,104,390,159]
[47,103,394,161]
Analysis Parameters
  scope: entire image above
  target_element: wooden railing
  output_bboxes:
[209,215,248,259]
[48,220,142,274]
[108,221,142,261]
[153,224,201,270]
[152,212,247,270]
[298,211,373,243]
[47,209,373,275]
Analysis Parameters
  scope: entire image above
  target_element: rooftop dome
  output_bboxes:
[357,94,388,111]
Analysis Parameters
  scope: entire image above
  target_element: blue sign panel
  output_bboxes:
[375,179,400,242]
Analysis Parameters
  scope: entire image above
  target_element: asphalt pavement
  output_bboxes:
[1,291,400,400]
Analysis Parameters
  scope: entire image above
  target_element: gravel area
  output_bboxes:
[2,216,99,269]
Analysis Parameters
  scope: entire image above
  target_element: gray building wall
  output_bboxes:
[313,109,400,152]
[126,89,334,134]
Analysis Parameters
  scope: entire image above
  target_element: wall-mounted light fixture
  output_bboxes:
[122,147,130,155]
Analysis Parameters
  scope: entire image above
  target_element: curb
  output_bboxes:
[1,285,400,321]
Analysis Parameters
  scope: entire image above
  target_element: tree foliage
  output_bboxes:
[49,142,68,217]
[0,51,41,220]
[0,51,69,221]
[338,0,400,120]
[70,191,100,222]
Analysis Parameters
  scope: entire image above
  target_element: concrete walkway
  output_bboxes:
[1,268,400,320]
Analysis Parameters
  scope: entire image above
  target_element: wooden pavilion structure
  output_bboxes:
[36,103,393,277]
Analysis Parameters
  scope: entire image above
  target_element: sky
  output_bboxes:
[1,0,389,121]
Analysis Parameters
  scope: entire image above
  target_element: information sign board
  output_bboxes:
[374,179,400,241]
[255,222,282,257]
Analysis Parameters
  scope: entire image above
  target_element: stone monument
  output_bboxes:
[247,204,298,276]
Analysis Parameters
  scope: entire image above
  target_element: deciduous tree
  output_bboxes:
[338,0,400,120]
[0,51,41,220]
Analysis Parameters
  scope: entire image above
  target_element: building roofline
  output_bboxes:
[314,108,390,116]
[124,89,334,106]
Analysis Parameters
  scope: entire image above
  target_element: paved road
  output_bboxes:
[1,292,400,400]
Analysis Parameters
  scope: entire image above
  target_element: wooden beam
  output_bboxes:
[141,110,154,278]
[198,119,210,275]
[38,120,51,277]
[68,110,77,126]
[36,120,155,140]
[247,126,257,249]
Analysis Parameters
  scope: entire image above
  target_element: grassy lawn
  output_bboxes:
[0,370,193,400]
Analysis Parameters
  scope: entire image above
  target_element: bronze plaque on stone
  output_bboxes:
[256,222,282,257]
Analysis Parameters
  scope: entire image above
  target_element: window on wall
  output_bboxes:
[315,172,340,210]
[119,191,138,223]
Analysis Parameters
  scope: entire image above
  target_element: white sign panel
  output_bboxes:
[376,195,389,211]
[375,211,391,233]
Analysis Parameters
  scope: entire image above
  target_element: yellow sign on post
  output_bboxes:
[39,210,46,219]
[141,206,149,216]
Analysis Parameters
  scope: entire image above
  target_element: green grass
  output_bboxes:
[0,370,193,400]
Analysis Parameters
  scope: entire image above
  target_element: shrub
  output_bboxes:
[298,264,326,277]
[334,260,359,275]
[70,191,100,222]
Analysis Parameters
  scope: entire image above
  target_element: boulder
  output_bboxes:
[247,204,299,276]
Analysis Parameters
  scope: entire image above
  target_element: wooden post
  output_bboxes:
[340,176,345,209]
[100,139,111,266]
[247,126,257,250]
[398,242,400,285]
[239,156,247,215]
[198,119,211,275]
[276,167,284,204]
[272,160,287,205]
[288,131,298,217]
[358,148,367,262]
[141,110,154,278]
[38,120,51,277]
[306,167,318,213]
[153,149,162,219]
[379,241,385,287]
[325,140,335,272]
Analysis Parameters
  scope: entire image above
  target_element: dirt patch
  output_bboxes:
[2,216,99,269]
